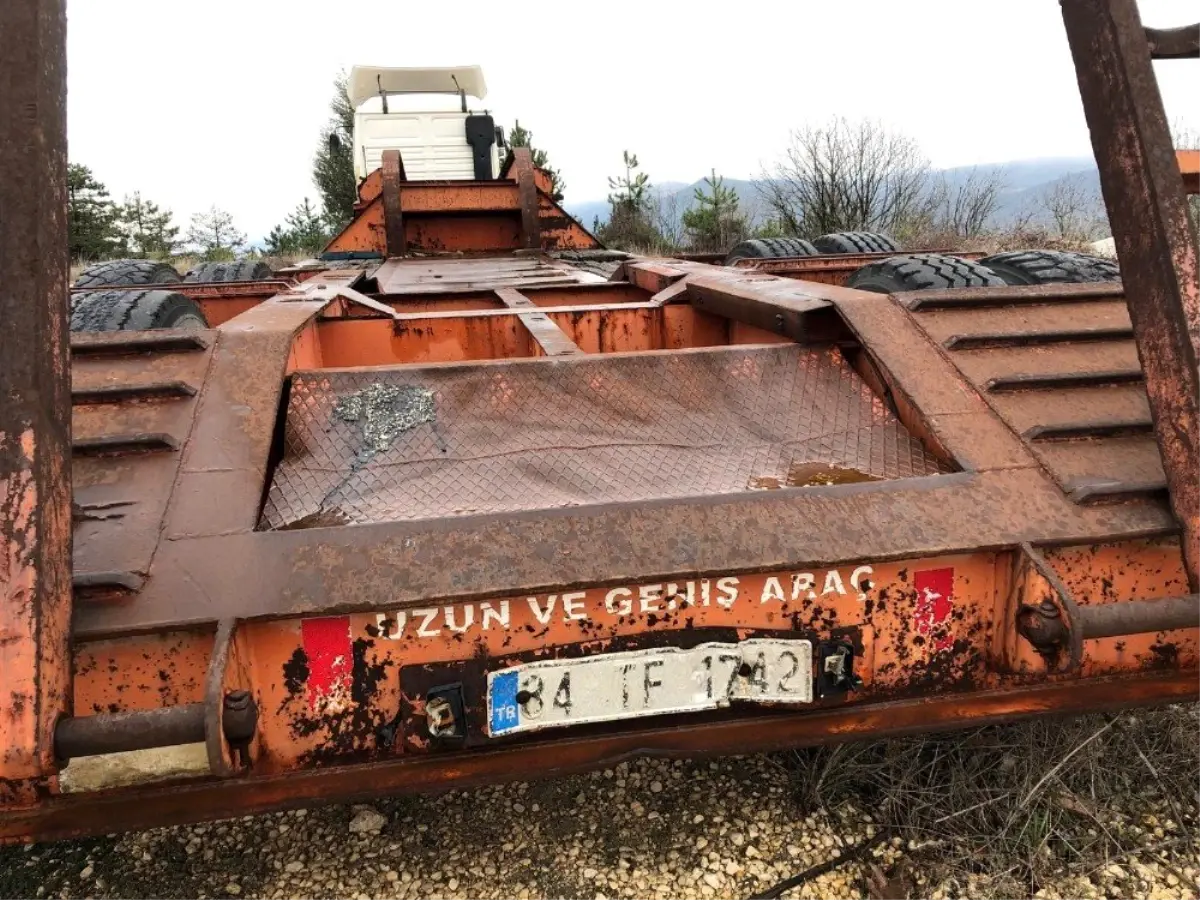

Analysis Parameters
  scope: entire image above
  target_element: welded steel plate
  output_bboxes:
[487,638,814,736]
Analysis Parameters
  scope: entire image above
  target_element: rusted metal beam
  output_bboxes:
[512,148,542,250]
[685,273,846,343]
[2,670,1194,844]
[1077,594,1199,638]
[1061,0,1200,590]
[1144,23,1199,59]
[380,149,406,258]
[54,705,206,760]
[0,0,72,801]
[494,288,584,356]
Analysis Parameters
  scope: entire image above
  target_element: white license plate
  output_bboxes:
[486,639,812,736]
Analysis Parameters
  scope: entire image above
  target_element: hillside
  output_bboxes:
[566,157,1102,232]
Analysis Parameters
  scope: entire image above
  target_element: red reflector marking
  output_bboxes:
[301,616,352,710]
[914,567,954,651]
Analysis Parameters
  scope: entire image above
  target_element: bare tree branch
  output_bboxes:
[755,117,932,237]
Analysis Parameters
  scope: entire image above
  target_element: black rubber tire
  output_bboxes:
[977,250,1120,286]
[846,253,1006,293]
[811,231,901,255]
[72,259,181,289]
[183,260,273,283]
[724,237,819,264]
[69,290,209,332]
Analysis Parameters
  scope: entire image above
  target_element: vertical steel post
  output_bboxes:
[1060,0,1200,590]
[0,0,73,800]
[380,149,406,258]
[513,148,542,250]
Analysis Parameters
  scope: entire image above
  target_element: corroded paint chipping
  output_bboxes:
[1,428,40,778]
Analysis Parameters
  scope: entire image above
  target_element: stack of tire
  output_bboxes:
[723,232,1121,291]
[69,258,274,333]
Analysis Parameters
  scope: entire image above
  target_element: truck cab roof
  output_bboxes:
[346,64,487,109]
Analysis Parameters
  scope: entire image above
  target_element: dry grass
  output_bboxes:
[775,704,1199,897]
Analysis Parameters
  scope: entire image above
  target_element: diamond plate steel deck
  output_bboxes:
[260,345,954,528]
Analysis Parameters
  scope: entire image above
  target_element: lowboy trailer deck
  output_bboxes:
[1,0,1197,843]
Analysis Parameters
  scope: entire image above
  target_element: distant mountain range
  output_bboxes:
[565,157,1103,233]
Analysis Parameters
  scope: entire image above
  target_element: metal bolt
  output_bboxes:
[222,690,258,746]
[426,697,457,738]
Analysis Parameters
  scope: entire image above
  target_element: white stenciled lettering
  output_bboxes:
[822,570,846,596]
[605,587,633,616]
[717,577,739,609]
[760,576,785,604]
[791,573,816,600]
[375,612,407,640]
[444,604,474,633]
[665,584,682,610]
[640,584,663,613]
[850,565,874,600]
[480,601,510,630]
[413,608,441,637]
[527,596,557,625]
[696,579,711,607]
[562,592,587,621]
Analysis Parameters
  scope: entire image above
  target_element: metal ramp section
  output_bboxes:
[897,284,1167,504]
[260,345,954,529]
[373,255,606,295]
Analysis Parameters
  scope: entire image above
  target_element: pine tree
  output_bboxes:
[265,198,330,256]
[607,151,650,213]
[68,164,125,261]
[597,151,662,250]
[313,70,357,231]
[118,192,179,258]
[508,120,566,202]
[185,206,246,261]
[681,170,748,252]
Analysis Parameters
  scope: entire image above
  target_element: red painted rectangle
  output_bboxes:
[301,616,352,711]
[914,567,954,651]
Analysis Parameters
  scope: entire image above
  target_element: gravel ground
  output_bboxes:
[2,746,1197,900]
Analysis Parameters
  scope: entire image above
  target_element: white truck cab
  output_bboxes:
[347,65,503,183]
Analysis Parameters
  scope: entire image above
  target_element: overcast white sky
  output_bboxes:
[66,0,1198,242]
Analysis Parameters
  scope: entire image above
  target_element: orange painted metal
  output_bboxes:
[0,0,73,807]
[324,154,599,257]
[313,302,791,367]
[73,631,215,715]
[1179,148,1199,194]
[2,262,1197,840]
[6,0,1200,843]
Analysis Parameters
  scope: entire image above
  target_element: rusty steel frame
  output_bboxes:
[3,670,1194,844]
[0,0,73,804]
[2,0,1200,846]
[4,250,1198,844]
[1061,0,1200,590]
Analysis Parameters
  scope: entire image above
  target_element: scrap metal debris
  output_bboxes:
[333,383,435,463]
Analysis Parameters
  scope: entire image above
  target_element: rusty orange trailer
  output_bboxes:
[1,0,1198,845]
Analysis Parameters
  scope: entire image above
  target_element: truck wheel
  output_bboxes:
[724,238,819,264]
[184,260,274,283]
[846,254,1005,292]
[72,259,181,288]
[69,289,208,332]
[812,231,900,254]
[977,250,1120,285]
